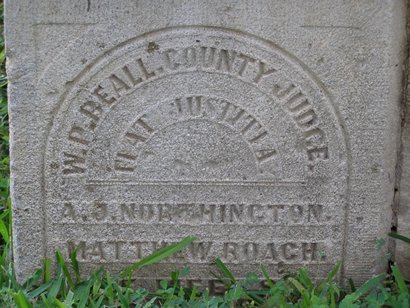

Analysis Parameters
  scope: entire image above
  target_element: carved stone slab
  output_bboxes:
[6,0,407,288]
[397,6,410,280]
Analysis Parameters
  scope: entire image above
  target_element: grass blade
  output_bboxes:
[340,273,385,307]
[28,281,53,298]
[297,268,314,291]
[260,264,275,289]
[113,282,129,307]
[353,273,386,297]
[388,232,410,244]
[392,264,409,295]
[48,274,63,299]
[288,277,307,295]
[121,236,196,277]
[56,250,74,289]
[142,296,157,308]
[63,290,75,306]
[288,277,310,305]
[13,290,32,308]
[330,284,336,308]
[52,297,66,308]
[318,261,341,292]
[76,280,92,308]
[210,270,231,288]
[43,258,51,283]
[215,258,236,283]
[0,215,8,244]
[94,296,104,307]
[104,271,114,306]
[23,269,43,290]
[69,247,81,283]
[40,294,53,308]
[13,291,32,308]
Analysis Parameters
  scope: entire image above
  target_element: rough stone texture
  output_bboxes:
[5,0,407,288]
[397,2,410,281]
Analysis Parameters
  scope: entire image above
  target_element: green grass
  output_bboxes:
[0,236,408,307]
[0,2,409,306]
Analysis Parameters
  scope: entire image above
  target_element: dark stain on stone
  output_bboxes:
[147,42,159,53]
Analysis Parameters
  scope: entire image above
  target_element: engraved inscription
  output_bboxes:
[66,239,323,264]
[114,96,277,175]
[61,44,329,175]
[57,202,327,225]
[44,27,348,284]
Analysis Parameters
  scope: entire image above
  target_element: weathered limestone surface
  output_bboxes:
[5,0,407,288]
[397,4,410,280]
